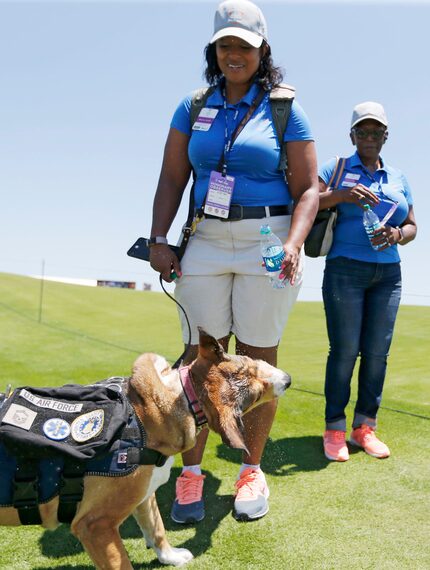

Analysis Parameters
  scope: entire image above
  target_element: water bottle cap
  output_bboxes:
[363,204,370,210]
[260,224,271,235]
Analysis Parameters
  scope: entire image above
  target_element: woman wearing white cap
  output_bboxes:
[319,102,417,462]
[149,0,318,522]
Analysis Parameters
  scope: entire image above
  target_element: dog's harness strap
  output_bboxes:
[58,460,86,523]
[120,427,142,440]
[126,447,168,467]
[13,458,42,525]
[179,366,207,428]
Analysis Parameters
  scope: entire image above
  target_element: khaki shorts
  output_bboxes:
[174,215,304,347]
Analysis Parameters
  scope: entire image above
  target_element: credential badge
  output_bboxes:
[71,409,104,442]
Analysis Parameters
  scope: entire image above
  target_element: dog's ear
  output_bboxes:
[218,407,249,453]
[197,327,225,361]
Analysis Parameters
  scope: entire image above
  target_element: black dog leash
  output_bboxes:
[158,274,191,369]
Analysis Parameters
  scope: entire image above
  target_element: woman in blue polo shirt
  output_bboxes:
[319,101,417,462]
[149,0,318,523]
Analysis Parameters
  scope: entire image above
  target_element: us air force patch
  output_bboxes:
[43,418,71,440]
[71,409,104,442]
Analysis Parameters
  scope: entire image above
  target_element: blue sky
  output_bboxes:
[1,0,429,305]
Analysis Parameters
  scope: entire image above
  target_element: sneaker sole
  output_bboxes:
[348,437,390,459]
[324,449,349,462]
[233,504,269,522]
[171,512,205,524]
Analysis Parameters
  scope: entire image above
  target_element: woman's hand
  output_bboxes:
[370,225,401,250]
[149,245,182,282]
[341,183,379,208]
[279,243,301,286]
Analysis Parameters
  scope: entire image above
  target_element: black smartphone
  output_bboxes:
[127,237,180,262]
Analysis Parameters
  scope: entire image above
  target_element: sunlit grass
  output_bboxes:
[0,273,429,569]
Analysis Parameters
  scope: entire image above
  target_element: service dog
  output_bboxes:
[0,328,291,568]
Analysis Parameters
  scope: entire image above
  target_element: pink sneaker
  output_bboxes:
[170,471,205,524]
[323,430,349,461]
[349,425,390,458]
[233,468,269,521]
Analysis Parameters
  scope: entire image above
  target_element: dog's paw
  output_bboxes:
[156,546,193,566]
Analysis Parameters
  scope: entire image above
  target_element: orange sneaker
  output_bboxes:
[349,425,390,458]
[323,430,349,461]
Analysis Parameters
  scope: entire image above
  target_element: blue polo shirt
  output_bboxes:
[171,82,314,208]
[319,151,413,263]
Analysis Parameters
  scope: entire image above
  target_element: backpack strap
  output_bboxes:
[178,85,217,254]
[269,83,295,172]
[190,86,217,128]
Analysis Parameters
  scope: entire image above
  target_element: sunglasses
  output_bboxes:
[352,127,386,141]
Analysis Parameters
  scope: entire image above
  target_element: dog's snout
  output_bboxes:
[283,373,292,390]
[271,370,291,397]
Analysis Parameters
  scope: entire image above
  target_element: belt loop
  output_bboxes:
[265,206,270,218]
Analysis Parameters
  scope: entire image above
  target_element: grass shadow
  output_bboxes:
[36,467,229,568]
[39,525,84,557]
[216,435,330,475]
[153,467,231,559]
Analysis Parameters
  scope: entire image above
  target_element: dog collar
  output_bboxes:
[179,366,207,429]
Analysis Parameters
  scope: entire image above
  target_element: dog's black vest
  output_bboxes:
[0,379,167,525]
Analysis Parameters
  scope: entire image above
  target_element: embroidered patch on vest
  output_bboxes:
[19,388,83,413]
[1,403,37,431]
[71,409,104,442]
[43,418,71,441]
[117,451,128,464]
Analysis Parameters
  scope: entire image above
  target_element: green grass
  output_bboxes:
[0,272,429,569]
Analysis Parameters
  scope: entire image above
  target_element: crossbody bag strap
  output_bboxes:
[327,156,346,190]
[333,157,346,188]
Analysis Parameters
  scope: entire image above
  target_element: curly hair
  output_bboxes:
[203,41,284,91]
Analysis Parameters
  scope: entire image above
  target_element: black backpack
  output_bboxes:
[190,83,295,172]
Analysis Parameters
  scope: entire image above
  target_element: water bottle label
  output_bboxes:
[262,248,285,272]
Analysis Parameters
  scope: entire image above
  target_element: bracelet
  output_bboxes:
[396,226,405,245]
[149,236,168,247]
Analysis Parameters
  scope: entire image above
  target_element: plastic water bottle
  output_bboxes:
[363,204,383,250]
[260,224,286,289]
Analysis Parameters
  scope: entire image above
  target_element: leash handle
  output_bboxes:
[158,274,192,368]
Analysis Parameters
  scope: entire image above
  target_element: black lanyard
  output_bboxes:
[217,88,266,176]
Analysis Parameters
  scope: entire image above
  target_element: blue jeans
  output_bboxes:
[322,257,402,431]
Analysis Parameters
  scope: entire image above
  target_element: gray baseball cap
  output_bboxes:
[210,0,268,49]
[351,101,388,128]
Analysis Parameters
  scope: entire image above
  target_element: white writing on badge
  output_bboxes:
[2,403,37,430]
[19,388,83,413]
[192,108,219,131]
[341,172,361,187]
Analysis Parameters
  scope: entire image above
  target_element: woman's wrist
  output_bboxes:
[149,236,168,247]
[396,226,406,245]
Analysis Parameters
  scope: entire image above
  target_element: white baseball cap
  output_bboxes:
[210,0,268,49]
[351,101,388,128]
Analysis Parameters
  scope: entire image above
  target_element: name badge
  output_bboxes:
[204,171,235,219]
[341,172,360,187]
[192,108,219,131]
